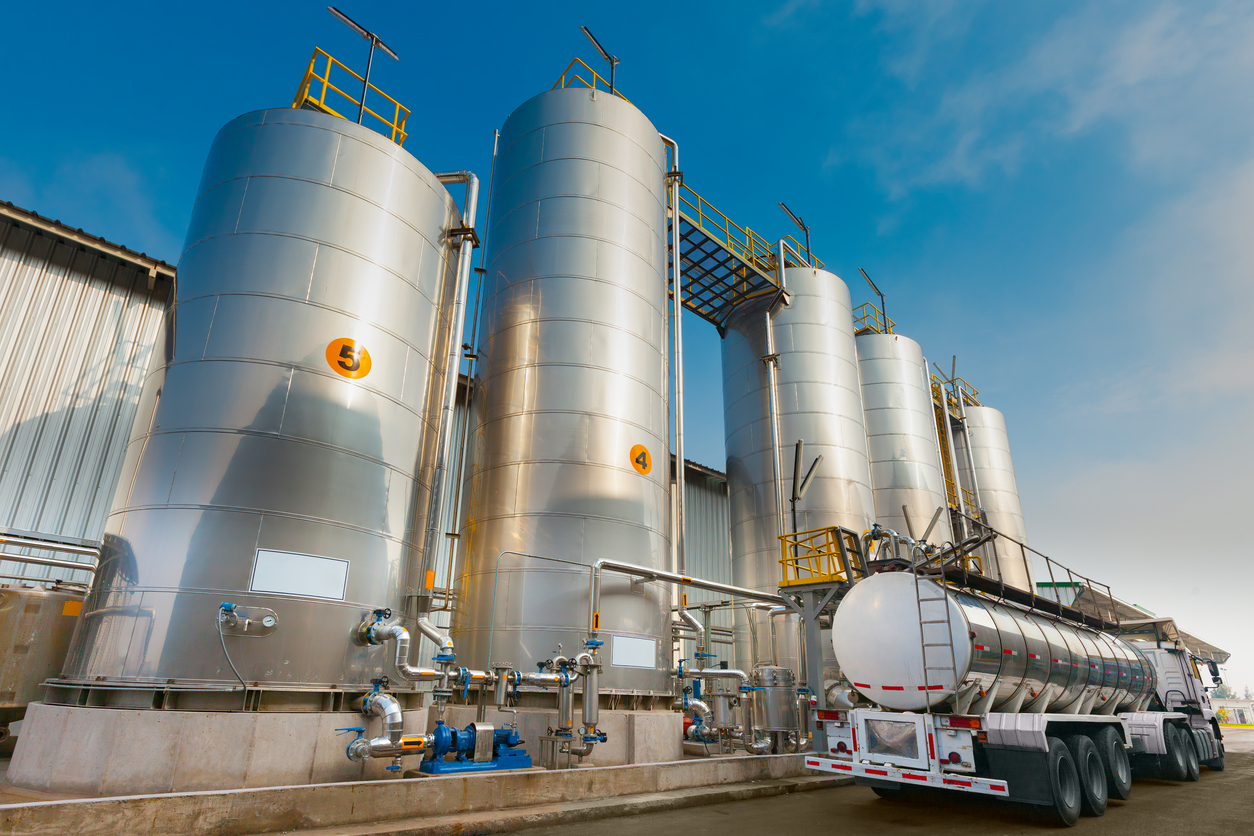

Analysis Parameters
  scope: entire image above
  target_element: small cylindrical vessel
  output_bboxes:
[452,86,672,694]
[855,332,952,545]
[722,267,874,677]
[956,406,1033,589]
[831,572,1156,714]
[750,665,801,731]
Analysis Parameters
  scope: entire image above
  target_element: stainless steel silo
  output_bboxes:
[855,332,952,546]
[956,405,1034,590]
[54,108,462,702]
[451,87,672,695]
[722,267,875,677]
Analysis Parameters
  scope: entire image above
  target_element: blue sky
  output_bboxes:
[3,1,1252,692]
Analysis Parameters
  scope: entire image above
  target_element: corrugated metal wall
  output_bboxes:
[0,221,168,582]
[675,465,736,667]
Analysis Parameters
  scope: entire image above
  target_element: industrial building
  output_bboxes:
[0,32,1233,833]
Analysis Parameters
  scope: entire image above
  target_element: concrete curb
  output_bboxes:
[256,775,850,836]
[0,754,819,836]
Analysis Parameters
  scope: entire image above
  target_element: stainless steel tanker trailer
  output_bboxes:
[804,571,1226,826]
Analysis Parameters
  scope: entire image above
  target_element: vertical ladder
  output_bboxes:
[910,549,960,713]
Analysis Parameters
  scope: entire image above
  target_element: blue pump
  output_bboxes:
[419,719,532,774]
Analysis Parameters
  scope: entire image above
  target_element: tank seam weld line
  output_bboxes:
[105,503,424,546]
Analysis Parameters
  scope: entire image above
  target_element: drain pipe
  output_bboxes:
[415,170,480,618]
[659,133,688,584]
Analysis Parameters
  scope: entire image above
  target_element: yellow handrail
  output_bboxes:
[778,526,864,587]
[292,47,410,146]
[852,302,895,334]
[552,57,634,104]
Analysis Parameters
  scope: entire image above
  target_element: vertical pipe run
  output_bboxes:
[417,172,479,616]
[660,134,687,578]
[763,244,789,536]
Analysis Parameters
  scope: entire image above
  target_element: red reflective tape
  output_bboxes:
[928,684,945,690]
[806,759,820,767]
[1003,649,1016,655]
[835,763,852,771]
[944,778,973,787]
[1091,664,1098,669]
[853,682,871,689]
[882,685,905,691]
[927,733,935,761]
[974,644,988,650]
[903,773,928,781]
[1029,653,1040,659]
[991,784,1008,793]
[1052,659,1061,663]
[852,728,857,751]
[865,768,889,776]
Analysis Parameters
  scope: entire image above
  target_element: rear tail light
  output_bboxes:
[816,710,846,722]
[948,751,961,764]
[947,716,981,729]
[836,741,848,753]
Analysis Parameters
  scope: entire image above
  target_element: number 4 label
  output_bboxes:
[630,444,651,475]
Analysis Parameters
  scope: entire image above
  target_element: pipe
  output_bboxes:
[347,691,426,762]
[681,698,716,739]
[378,624,442,682]
[677,605,704,657]
[0,552,97,574]
[764,241,790,536]
[577,652,600,729]
[416,170,480,618]
[588,559,784,641]
[659,133,687,585]
[416,617,455,654]
[438,131,501,613]
[742,698,771,754]
[766,606,788,665]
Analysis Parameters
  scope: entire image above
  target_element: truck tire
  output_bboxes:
[1181,727,1200,782]
[1063,734,1108,817]
[1160,724,1189,782]
[1207,740,1226,772]
[1044,736,1081,827]
[871,785,903,799]
[1092,726,1132,800]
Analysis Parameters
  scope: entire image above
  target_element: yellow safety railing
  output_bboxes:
[292,48,410,146]
[853,302,895,334]
[676,182,777,277]
[552,57,633,104]
[779,526,865,587]
[782,236,824,270]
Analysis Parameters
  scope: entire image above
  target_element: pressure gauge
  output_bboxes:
[261,615,277,628]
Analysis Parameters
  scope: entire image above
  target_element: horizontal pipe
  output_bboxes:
[0,552,96,574]
[589,559,783,639]
[0,533,99,557]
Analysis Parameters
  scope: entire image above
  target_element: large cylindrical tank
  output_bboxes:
[855,333,952,545]
[956,406,1033,589]
[722,267,875,676]
[451,87,672,694]
[56,109,462,700]
[831,572,1156,714]
[0,582,84,728]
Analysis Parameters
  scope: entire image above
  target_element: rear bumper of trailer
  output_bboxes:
[804,756,1010,797]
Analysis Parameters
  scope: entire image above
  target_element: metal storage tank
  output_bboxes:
[831,572,1156,714]
[452,87,672,694]
[956,405,1034,590]
[722,267,874,677]
[52,108,463,703]
[855,332,952,546]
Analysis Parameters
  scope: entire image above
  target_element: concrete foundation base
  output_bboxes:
[6,701,430,796]
[436,706,683,766]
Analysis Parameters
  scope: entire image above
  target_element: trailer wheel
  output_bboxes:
[1161,724,1189,782]
[871,785,904,799]
[1207,740,1226,772]
[1093,726,1132,800]
[1062,734,1108,817]
[1044,736,1081,827]
[1181,727,1200,782]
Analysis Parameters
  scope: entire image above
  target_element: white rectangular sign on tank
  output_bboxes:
[610,635,657,669]
[250,549,350,601]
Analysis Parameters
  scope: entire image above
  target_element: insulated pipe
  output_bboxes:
[587,559,784,641]
[577,652,600,729]
[347,691,427,762]
[417,616,455,653]
[766,606,789,665]
[659,134,687,582]
[417,170,480,617]
[0,552,97,575]
[763,248,788,534]
[439,133,501,613]
[678,606,704,657]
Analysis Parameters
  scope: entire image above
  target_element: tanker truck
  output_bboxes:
[803,571,1226,826]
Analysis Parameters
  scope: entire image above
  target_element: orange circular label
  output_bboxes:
[326,338,372,379]
[630,444,651,475]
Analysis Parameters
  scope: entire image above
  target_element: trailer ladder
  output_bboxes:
[911,551,959,710]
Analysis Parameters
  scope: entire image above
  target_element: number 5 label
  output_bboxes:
[326,338,372,379]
